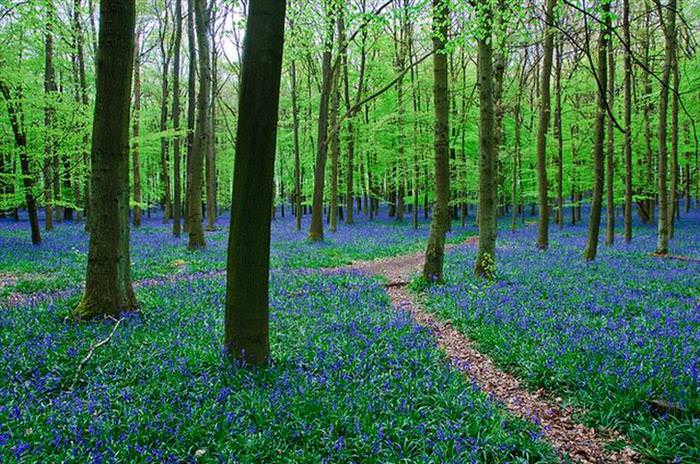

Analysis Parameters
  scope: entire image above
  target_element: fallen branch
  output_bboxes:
[69,317,123,391]
[651,253,700,264]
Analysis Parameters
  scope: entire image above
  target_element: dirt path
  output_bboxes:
[342,241,639,464]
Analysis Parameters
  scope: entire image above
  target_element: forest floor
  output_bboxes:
[338,237,638,463]
[0,208,698,462]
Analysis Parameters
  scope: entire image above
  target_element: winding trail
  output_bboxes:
[338,239,640,464]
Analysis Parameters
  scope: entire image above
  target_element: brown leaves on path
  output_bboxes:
[333,237,639,464]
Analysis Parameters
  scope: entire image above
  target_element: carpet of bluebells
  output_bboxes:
[0,209,474,297]
[423,210,700,462]
[0,270,556,463]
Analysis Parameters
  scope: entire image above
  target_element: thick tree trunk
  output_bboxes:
[187,0,209,250]
[172,0,183,237]
[655,0,676,254]
[474,1,496,279]
[535,0,557,250]
[132,34,142,227]
[225,0,286,365]
[423,0,450,282]
[583,2,609,261]
[73,0,136,319]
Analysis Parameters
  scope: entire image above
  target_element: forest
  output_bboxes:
[0,0,698,462]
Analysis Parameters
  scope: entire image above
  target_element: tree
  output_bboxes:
[184,0,197,234]
[622,0,633,243]
[308,2,335,242]
[0,82,42,245]
[535,0,557,250]
[290,22,302,231]
[172,0,184,237]
[132,33,143,227]
[583,0,609,262]
[474,0,496,279]
[605,19,615,247]
[73,0,137,319]
[422,0,449,282]
[225,0,286,365]
[187,0,209,250]
[157,7,173,223]
[43,1,57,232]
[655,0,677,255]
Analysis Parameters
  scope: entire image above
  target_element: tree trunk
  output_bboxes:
[409,20,420,230]
[623,0,633,242]
[669,50,679,238]
[184,0,197,234]
[423,0,450,282]
[655,0,676,255]
[605,28,615,246]
[329,71,339,233]
[132,34,142,227]
[291,56,302,231]
[340,10,362,226]
[642,0,655,223]
[583,1,609,261]
[1,86,41,244]
[74,0,90,224]
[206,32,218,230]
[44,2,57,231]
[474,0,496,279]
[73,0,136,319]
[159,42,172,223]
[554,38,563,229]
[308,7,335,241]
[225,0,286,365]
[535,0,557,250]
[187,0,209,250]
[172,0,183,237]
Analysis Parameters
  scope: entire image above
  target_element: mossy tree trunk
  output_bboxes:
[73,0,137,319]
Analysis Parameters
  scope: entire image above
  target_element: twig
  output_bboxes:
[69,317,123,391]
